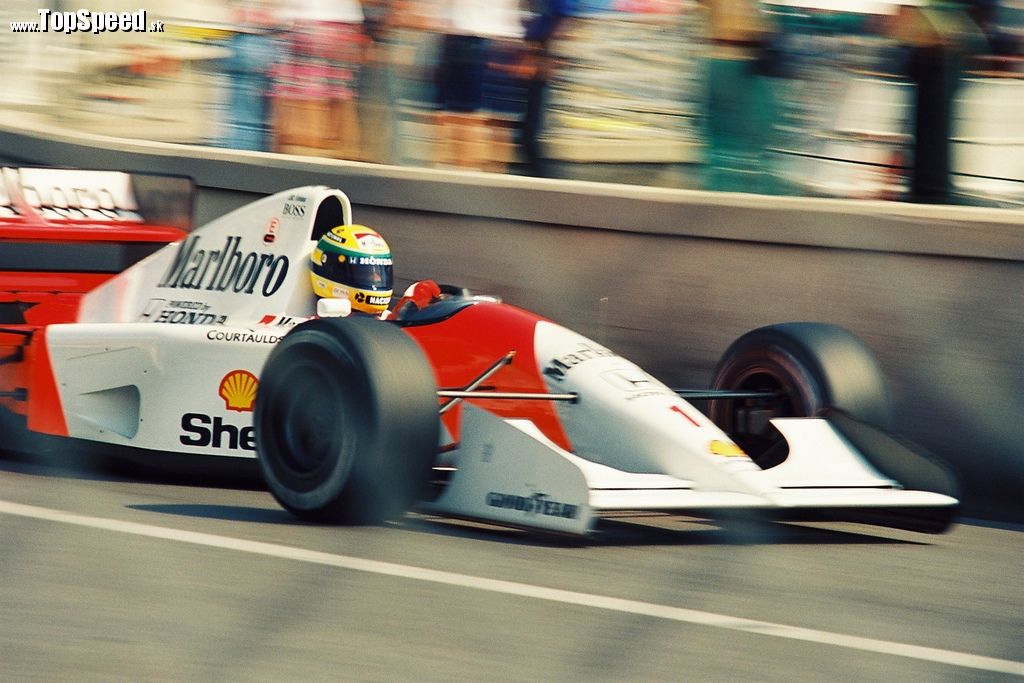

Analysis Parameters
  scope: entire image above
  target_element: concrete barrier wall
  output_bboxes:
[2,122,1022,521]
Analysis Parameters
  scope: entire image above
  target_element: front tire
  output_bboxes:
[254,316,439,523]
[709,322,892,467]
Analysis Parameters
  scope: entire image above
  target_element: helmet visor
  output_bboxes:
[319,253,393,291]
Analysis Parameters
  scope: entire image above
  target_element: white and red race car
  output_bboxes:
[0,169,958,534]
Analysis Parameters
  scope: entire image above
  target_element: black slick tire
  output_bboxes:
[254,316,439,523]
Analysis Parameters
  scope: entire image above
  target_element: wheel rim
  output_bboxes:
[713,360,814,468]
[265,353,353,485]
[737,372,788,465]
[280,369,342,473]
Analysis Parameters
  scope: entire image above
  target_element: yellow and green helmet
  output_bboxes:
[310,224,393,314]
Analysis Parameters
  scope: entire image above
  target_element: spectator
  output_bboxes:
[376,0,446,166]
[272,0,367,159]
[888,0,987,202]
[519,0,577,177]
[222,0,283,152]
[356,0,397,163]
[701,0,782,193]
[434,0,525,170]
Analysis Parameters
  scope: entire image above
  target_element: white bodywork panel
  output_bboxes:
[46,323,276,457]
[43,186,342,457]
[76,186,345,326]
[532,321,774,497]
[754,418,895,489]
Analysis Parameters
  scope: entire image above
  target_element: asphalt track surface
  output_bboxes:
[1,456,1022,683]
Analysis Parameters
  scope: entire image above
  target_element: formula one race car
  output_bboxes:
[0,168,959,535]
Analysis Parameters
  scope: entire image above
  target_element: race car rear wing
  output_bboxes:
[0,167,194,238]
[0,168,194,325]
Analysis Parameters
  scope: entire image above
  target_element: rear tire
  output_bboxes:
[709,323,892,467]
[254,316,439,523]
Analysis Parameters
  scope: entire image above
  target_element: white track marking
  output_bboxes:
[2,499,1022,677]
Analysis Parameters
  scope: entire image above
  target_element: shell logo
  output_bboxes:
[219,370,259,412]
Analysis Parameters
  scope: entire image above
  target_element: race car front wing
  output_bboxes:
[422,405,959,536]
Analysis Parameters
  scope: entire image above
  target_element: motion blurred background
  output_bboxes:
[1,0,1021,206]
[1,7,1022,681]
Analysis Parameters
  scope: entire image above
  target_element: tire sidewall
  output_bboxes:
[711,342,825,426]
[254,316,439,523]
[710,323,893,461]
[255,327,368,513]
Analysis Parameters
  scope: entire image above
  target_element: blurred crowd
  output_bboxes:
[2,0,1023,205]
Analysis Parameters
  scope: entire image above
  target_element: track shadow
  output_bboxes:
[396,514,589,547]
[3,451,937,547]
[128,503,296,525]
[0,446,264,490]
[0,409,264,489]
[118,499,935,546]
[396,511,933,547]
[125,503,589,543]
[590,517,932,547]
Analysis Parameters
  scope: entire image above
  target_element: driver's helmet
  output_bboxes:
[310,224,393,315]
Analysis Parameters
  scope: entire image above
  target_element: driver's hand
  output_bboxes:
[388,279,442,320]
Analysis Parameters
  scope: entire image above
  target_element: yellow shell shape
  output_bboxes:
[219,370,259,412]
[708,439,746,458]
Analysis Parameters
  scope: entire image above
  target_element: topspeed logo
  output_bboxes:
[159,234,289,297]
[16,10,161,34]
